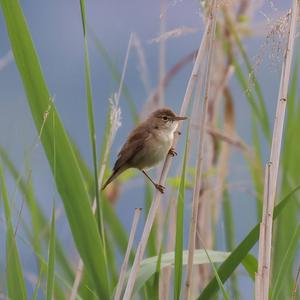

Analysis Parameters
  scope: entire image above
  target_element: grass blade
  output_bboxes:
[32,267,44,300]
[0,165,28,300]
[79,0,104,241]
[174,127,189,300]
[223,190,240,298]
[0,1,109,297]
[202,247,230,300]
[271,223,300,300]
[46,204,56,300]
[0,145,74,282]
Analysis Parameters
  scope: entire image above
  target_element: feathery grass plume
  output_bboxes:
[255,1,298,298]
[123,11,212,300]
[184,0,218,298]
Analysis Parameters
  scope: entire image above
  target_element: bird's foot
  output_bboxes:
[168,147,177,157]
[155,183,165,194]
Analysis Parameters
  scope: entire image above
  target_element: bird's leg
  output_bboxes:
[168,147,177,157]
[142,170,165,194]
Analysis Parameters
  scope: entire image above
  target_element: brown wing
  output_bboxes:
[113,123,151,171]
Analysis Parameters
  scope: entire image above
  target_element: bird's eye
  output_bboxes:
[162,116,168,121]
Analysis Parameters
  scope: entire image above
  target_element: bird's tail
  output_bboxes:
[101,167,125,190]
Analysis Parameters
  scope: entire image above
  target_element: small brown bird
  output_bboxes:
[102,107,187,193]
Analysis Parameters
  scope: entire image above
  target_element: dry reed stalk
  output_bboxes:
[159,197,176,300]
[206,126,247,151]
[255,1,298,299]
[114,208,142,300]
[122,17,212,300]
[183,1,218,299]
[68,34,133,300]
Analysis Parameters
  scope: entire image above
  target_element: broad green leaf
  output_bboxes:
[0,165,28,300]
[133,250,230,297]
[0,1,109,298]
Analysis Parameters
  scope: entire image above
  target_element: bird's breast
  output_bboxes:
[133,129,174,170]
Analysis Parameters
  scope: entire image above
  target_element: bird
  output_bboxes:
[101,107,187,193]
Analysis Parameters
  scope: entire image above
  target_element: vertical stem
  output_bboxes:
[255,1,298,299]
[123,17,212,300]
[184,1,218,299]
[114,208,142,300]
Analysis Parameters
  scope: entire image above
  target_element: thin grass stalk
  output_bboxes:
[255,1,298,299]
[291,264,300,300]
[159,0,166,106]
[79,0,103,238]
[184,1,218,299]
[69,33,133,300]
[114,208,142,300]
[123,17,212,300]
[79,1,112,293]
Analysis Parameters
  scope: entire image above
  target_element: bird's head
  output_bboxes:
[149,108,187,132]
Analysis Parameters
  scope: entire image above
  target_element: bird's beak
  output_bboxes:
[174,116,188,121]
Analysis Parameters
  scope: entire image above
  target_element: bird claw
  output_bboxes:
[168,147,177,157]
[155,184,165,194]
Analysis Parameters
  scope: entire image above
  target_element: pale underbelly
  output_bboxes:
[131,138,172,170]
